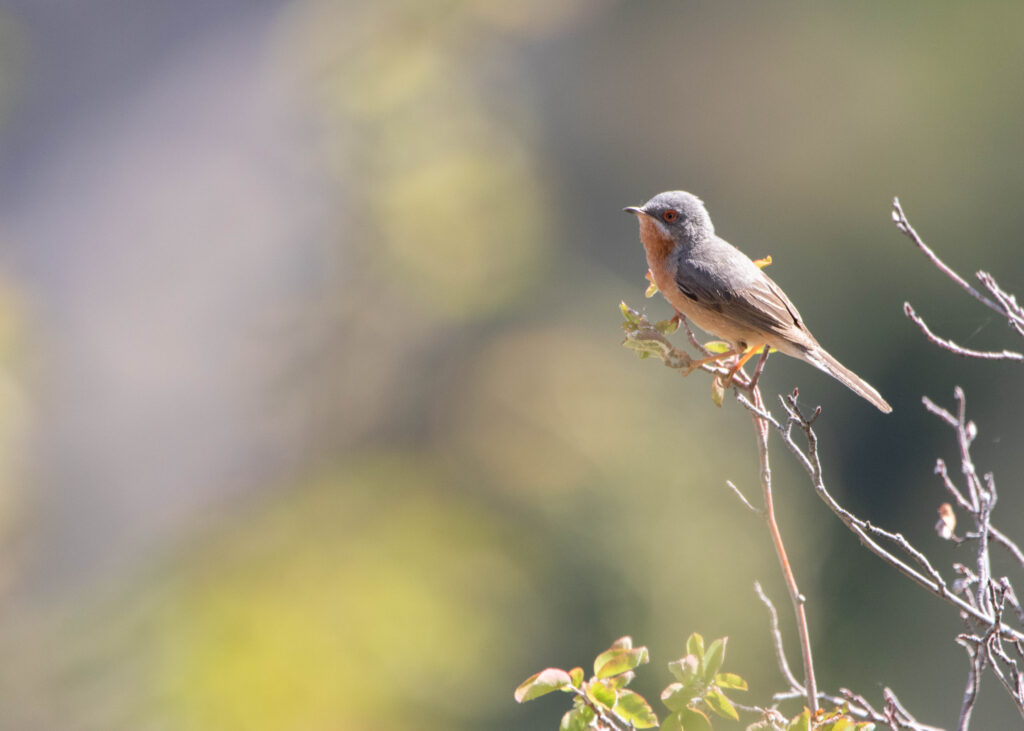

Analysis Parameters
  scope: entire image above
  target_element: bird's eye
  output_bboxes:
[663,209,679,223]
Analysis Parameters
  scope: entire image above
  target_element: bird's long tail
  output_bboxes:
[802,347,892,413]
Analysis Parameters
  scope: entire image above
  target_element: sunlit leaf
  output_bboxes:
[787,708,811,731]
[594,646,649,678]
[660,682,694,712]
[714,672,747,691]
[560,705,595,731]
[687,633,704,659]
[679,706,713,731]
[514,668,572,702]
[614,689,658,728]
[668,654,699,685]
[701,637,726,681]
[753,255,772,269]
[620,301,642,327]
[608,671,635,690]
[660,711,684,731]
[705,689,738,720]
[585,679,616,709]
[568,667,584,688]
[703,341,732,354]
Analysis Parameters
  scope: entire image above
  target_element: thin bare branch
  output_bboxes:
[754,582,801,692]
[882,687,946,731]
[892,198,1005,316]
[725,480,761,515]
[678,312,710,355]
[839,689,884,720]
[934,459,973,512]
[763,393,1024,643]
[750,345,771,389]
[922,396,958,428]
[957,637,983,731]
[977,270,1024,332]
[904,303,1024,361]
[990,526,1024,574]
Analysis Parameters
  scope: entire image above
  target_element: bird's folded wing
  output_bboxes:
[675,265,805,339]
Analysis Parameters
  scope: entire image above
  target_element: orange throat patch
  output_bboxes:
[636,216,675,262]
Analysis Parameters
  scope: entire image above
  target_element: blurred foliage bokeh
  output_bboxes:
[0,0,1023,728]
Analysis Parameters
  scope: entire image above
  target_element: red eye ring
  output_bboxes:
[663,209,679,223]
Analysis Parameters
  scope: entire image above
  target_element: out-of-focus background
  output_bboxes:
[0,1,1022,728]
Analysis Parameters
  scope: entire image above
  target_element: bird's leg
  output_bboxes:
[723,343,766,386]
[685,349,737,374]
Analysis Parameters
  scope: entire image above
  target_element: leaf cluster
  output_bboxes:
[659,633,746,731]
[514,636,657,730]
[516,634,874,731]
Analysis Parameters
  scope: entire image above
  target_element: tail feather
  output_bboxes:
[802,347,892,413]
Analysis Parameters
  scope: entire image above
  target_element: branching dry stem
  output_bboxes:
[619,196,1024,727]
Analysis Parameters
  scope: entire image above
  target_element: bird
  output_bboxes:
[624,190,892,413]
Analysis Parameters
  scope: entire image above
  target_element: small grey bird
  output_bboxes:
[624,190,892,413]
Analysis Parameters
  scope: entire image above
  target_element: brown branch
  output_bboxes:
[748,384,819,712]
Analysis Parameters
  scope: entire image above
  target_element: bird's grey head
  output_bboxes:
[624,190,715,242]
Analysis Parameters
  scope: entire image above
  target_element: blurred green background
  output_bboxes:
[0,0,1022,728]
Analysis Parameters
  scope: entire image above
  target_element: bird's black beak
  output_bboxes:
[623,206,646,216]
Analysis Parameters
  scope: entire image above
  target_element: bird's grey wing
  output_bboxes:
[674,259,806,338]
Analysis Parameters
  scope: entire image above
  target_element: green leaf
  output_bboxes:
[687,633,705,659]
[620,301,642,327]
[787,708,811,731]
[714,672,747,691]
[608,671,635,690]
[560,705,595,731]
[622,337,666,360]
[568,667,584,688]
[660,711,684,731]
[594,646,649,679]
[679,706,713,731]
[614,689,658,728]
[655,317,680,335]
[668,655,700,685]
[660,682,693,712]
[701,637,726,681]
[705,689,738,721]
[645,280,659,298]
[585,680,617,710]
[703,341,732,354]
[514,668,572,703]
